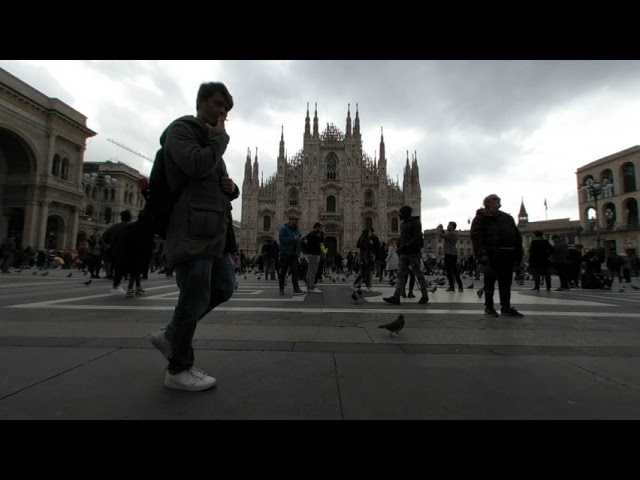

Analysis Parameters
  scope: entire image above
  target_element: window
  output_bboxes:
[263,215,271,230]
[52,155,61,176]
[364,190,374,207]
[365,217,373,230]
[602,169,614,197]
[326,195,336,212]
[327,155,337,180]
[605,204,616,229]
[61,158,69,180]
[289,189,299,206]
[623,162,636,192]
[391,217,399,232]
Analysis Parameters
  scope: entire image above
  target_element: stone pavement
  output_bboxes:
[1,268,639,419]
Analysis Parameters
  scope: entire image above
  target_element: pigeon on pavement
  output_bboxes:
[67,272,73,278]
[378,315,405,336]
[83,279,92,286]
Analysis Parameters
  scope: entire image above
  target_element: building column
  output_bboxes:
[37,201,50,250]
[46,130,56,175]
[22,202,38,248]
[69,207,79,251]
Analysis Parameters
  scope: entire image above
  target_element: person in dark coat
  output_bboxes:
[470,194,524,318]
[116,213,155,297]
[528,230,554,291]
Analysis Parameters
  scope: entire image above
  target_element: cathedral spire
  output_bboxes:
[279,125,285,159]
[378,126,386,177]
[313,103,319,139]
[353,103,360,138]
[253,147,259,185]
[345,103,352,138]
[411,150,420,185]
[304,102,311,139]
[243,147,252,187]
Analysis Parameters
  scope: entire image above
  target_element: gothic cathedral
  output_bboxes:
[239,104,422,259]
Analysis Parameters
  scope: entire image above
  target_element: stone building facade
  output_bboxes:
[575,146,639,256]
[0,66,96,251]
[239,104,422,259]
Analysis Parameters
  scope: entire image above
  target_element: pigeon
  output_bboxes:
[467,283,474,289]
[619,289,625,293]
[357,288,363,296]
[41,271,49,276]
[351,291,359,302]
[257,276,261,280]
[477,288,484,298]
[83,271,88,276]
[33,271,38,275]
[332,278,336,283]
[235,282,238,290]
[428,286,437,294]
[67,272,73,278]
[631,284,639,290]
[82,279,92,286]
[15,269,23,273]
[378,315,405,336]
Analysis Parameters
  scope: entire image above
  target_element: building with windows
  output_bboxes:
[0,66,96,251]
[575,146,639,256]
[239,104,422,259]
[78,161,146,244]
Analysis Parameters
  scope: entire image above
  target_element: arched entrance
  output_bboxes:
[45,215,66,251]
[0,127,37,247]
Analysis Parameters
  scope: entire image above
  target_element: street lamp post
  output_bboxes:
[580,177,612,247]
[84,171,117,232]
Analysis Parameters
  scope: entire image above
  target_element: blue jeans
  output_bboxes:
[166,254,235,374]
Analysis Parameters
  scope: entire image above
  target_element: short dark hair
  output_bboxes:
[120,210,132,222]
[534,230,543,237]
[196,82,234,111]
[400,205,412,216]
[449,221,457,229]
[313,222,322,229]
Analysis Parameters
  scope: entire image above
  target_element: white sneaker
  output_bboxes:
[350,284,357,290]
[308,288,322,293]
[110,287,126,294]
[366,287,375,293]
[164,368,216,391]
[149,328,171,360]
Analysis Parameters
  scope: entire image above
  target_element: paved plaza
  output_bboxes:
[1,268,639,419]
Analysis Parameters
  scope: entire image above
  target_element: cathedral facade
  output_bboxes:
[239,104,422,259]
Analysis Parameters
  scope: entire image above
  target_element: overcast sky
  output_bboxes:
[2,60,640,230]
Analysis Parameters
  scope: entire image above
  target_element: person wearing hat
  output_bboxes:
[302,222,325,293]
[278,215,304,295]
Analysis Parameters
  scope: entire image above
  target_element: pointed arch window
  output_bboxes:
[326,195,336,212]
[327,155,337,180]
[391,217,399,232]
[364,190,374,207]
[289,188,299,206]
[623,162,636,192]
[263,215,271,230]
